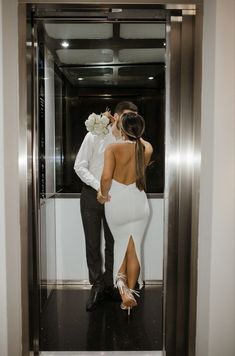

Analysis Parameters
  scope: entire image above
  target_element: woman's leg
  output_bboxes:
[116,236,139,310]
[126,236,140,289]
[116,236,140,289]
[118,253,127,276]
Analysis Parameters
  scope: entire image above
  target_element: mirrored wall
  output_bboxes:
[36,14,165,351]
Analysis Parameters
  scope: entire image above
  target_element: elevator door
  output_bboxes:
[27,4,201,356]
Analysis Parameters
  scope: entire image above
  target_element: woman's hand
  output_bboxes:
[102,110,115,123]
[97,189,111,204]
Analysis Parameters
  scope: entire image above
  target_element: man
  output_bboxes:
[74,101,138,311]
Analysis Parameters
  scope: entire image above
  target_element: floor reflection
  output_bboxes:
[40,285,163,351]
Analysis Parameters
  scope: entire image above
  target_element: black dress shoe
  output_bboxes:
[86,287,104,311]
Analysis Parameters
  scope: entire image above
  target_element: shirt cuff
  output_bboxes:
[93,180,100,191]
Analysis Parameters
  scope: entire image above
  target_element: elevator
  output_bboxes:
[19,2,202,355]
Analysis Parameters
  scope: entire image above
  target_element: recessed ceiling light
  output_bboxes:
[163,42,166,46]
[78,77,84,81]
[61,41,69,48]
[148,76,154,80]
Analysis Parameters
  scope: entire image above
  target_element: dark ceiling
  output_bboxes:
[39,21,166,89]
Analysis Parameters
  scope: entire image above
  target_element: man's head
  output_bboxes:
[114,101,138,118]
[111,101,138,137]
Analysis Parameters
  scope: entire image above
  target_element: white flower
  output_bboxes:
[85,112,110,136]
[85,113,96,126]
[100,115,109,126]
[103,127,109,135]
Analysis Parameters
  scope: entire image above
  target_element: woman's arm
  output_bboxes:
[140,138,153,166]
[145,143,153,166]
[97,145,116,204]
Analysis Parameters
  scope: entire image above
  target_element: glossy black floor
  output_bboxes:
[40,285,163,351]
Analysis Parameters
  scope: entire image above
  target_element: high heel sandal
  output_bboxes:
[120,289,140,315]
[116,273,139,315]
[116,272,128,295]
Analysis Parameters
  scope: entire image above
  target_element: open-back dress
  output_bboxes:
[104,177,150,288]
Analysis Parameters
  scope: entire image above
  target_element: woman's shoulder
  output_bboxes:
[106,141,127,151]
[105,142,118,150]
[141,138,153,153]
[104,143,121,155]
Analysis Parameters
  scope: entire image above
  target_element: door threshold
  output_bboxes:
[40,352,164,356]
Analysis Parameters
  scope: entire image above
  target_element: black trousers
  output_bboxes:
[80,185,114,288]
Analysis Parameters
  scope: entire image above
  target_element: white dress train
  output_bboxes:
[104,179,150,287]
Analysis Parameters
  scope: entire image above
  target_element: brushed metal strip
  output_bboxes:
[31,15,41,354]
[176,14,194,353]
[40,352,164,355]
[164,19,182,354]
[18,4,30,356]
[162,17,171,354]
[188,4,202,356]
[19,0,202,4]
[41,279,163,288]
[53,193,164,199]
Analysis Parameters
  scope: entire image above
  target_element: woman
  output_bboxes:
[97,112,153,314]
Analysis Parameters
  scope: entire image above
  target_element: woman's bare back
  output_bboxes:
[110,140,153,185]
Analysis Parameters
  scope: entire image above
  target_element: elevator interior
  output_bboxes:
[24,3,202,355]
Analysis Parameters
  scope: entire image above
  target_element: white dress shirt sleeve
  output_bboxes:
[74,132,100,191]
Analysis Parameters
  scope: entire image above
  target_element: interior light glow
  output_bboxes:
[61,41,69,48]
[78,77,84,81]
[26,41,38,47]
[168,150,201,167]
[148,76,154,80]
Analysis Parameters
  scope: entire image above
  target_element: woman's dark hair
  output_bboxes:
[121,112,146,191]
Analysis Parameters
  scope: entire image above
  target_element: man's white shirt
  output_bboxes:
[74,125,117,191]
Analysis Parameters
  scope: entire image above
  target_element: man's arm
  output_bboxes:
[74,133,100,191]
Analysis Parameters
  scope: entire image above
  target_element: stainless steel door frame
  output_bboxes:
[18,2,202,356]
[164,6,202,355]
[18,4,30,356]
[19,3,44,355]
[27,6,41,354]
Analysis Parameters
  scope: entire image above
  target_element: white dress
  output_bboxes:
[104,179,150,287]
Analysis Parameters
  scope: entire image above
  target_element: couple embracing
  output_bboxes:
[74,101,153,315]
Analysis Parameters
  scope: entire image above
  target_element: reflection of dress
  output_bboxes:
[105,179,150,287]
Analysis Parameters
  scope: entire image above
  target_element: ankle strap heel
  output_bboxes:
[116,273,128,295]
[116,273,139,313]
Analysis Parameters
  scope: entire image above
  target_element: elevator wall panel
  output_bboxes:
[55,198,164,281]
[40,198,56,289]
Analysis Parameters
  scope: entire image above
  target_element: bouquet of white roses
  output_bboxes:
[85,112,110,136]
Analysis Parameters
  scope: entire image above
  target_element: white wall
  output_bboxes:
[196,0,235,355]
[0,1,21,356]
[40,199,57,283]
[55,198,164,282]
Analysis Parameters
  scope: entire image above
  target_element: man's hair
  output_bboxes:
[114,101,138,115]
